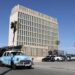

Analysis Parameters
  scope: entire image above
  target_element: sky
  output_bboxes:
[0,0,75,54]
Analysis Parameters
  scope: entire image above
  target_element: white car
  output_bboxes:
[54,56,64,61]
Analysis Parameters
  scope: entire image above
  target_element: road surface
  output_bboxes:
[0,62,75,75]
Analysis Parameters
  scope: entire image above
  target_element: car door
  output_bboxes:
[2,52,11,65]
[46,56,51,61]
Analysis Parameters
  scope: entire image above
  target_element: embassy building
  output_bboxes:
[8,4,58,57]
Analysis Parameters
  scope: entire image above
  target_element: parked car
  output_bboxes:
[66,56,72,61]
[54,56,65,61]
[0,50,33,69]
[42,55,55,62]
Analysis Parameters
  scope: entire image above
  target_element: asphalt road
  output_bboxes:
[0,62,75,75]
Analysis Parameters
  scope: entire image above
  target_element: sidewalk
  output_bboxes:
[33,57,44,62]
[34,61,75,72]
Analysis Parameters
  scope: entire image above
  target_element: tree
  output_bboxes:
[11,21,17,46]
[56,40,60,45]
[48,51,52,55]
[53,50,58,55]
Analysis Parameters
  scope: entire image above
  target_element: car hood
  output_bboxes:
[13,55,32,61]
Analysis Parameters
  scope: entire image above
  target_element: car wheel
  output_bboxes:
[27,65,32,69]
[57,59,60,61]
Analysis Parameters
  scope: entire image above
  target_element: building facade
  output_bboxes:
[8,5,58,57]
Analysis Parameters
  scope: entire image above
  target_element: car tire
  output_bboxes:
[57,59,60,61]
[27,65,32,69]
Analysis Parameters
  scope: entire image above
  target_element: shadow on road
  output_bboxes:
[0,68,12,75]
[0,66,34,75]
[16,66,34,70]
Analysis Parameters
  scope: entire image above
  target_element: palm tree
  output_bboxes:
[11,21,17,46]
[56,40,60,46]
[54,40,60,55]
[48,51,52,55]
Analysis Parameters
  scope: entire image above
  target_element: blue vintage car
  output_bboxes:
[0,50,33,69]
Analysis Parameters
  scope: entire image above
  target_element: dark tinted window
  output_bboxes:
[3,53,7,56]
[11,52,24,56]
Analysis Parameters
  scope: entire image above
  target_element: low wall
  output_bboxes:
[33,57,44,62]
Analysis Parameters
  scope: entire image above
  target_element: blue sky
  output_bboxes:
[0,0,75,54]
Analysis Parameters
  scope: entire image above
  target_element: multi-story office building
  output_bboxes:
[8,4,58,57]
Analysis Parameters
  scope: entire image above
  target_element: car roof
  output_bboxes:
[5,50,21,53]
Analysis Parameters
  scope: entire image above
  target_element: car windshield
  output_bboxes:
[11,52,24,56]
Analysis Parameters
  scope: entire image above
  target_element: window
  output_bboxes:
[7,52,11,56]
[3,52,7,56]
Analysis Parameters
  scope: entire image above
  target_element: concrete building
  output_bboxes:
[8,4,58,57]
